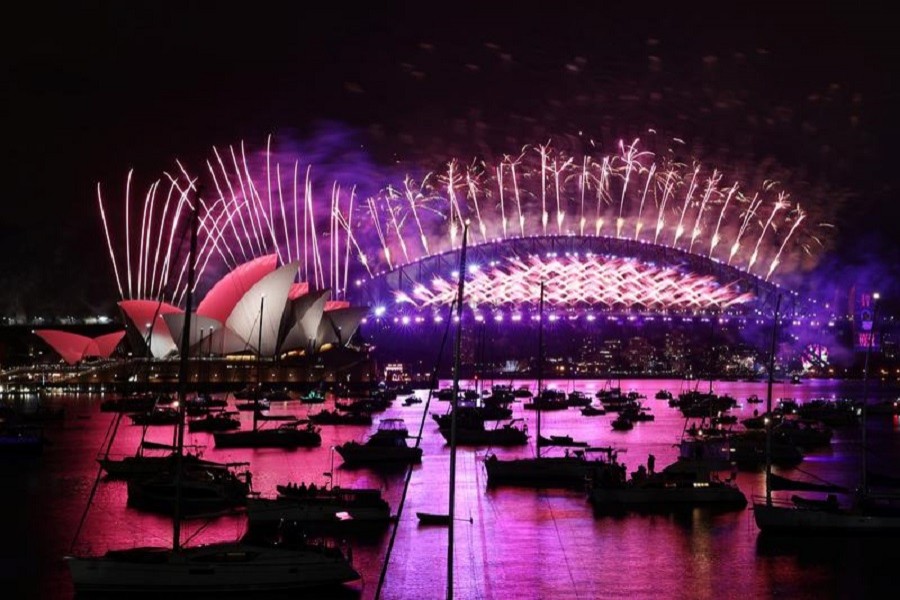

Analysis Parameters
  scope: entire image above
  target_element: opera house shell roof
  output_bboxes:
[33,330,127,365]
[38,254,368,363]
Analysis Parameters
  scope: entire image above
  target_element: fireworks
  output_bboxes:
[361,139,819,284]
[97,136,826,312]
[395,255,756,311]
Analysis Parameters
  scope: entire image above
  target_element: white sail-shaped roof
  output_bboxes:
[225,261,299,356]
[320,306,369,348]
[280,290,330,353]
[208,326,253,355]
[161,313,225,356]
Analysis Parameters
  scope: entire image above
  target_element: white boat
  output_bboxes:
[752,293,900,534]
[65,205,360,594]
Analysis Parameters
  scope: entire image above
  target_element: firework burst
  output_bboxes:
[97,136,829,311]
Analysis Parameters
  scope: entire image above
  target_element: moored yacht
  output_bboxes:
[247,482,393,529]
[335,418,422,466]
[438,418,528,447]
[589,461,747,512]
[126,462,251,516]
[67,536,360,594]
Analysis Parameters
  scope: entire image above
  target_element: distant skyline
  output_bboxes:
[5,2,898,316]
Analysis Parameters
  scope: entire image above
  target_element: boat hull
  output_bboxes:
[416,512,451,525]
[247,497,392,525]
[126,476,249,516]
[439,427,527,447]
[187,417,240,432]
[213,429,321,449]
[590,485,747,509]
[753,501,900,533]
[97,455,226,479]
[66,543,359,593]
[334,443,422,465]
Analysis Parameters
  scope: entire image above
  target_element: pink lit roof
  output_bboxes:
[197,254,278,323]
[118,299,182,330]
[288,282,310,300]
[34,330,93,365]
[89,330,127,357]
[324,300,350,311]
[118,299,183,358]
[34,329,126,364]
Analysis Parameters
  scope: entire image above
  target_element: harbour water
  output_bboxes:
[3,378,899,599]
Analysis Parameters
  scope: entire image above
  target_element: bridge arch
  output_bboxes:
[348,235,798,318]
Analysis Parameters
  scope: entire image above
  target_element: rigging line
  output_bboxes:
[468,450,493,598]
[136,215,192,391]
[375,296,457,600]
[543,494,580,600]
[182,509,238,546]
[784,465,845,487]
[72,412,123,552]
[98,410,123,460]
[119,518,173,547]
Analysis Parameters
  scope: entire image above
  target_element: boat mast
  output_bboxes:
[764,294,781,507]
[860,292,879,497]
[253,295,265,433]
[447,222,468,600]
[375,295,457,600]
[173,196,199,552]
[536,280,544,457]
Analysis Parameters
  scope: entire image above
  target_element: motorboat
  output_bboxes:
[335,418,422,466]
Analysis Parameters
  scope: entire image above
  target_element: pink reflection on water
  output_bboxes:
[23,378,900,599]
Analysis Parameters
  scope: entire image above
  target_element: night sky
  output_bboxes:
[4,2,899,318]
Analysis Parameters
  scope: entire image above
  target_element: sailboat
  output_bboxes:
[434,322,527,447]
[98,310,217,480]
[414,224,476,534]
[753,293,900,533]
[66,201,360,593]
[98,425,221,480]
[213,295,322,449]
[483,281,620,489]
[125,459,251,516]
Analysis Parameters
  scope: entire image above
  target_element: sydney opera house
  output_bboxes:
[30,254,373,390]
